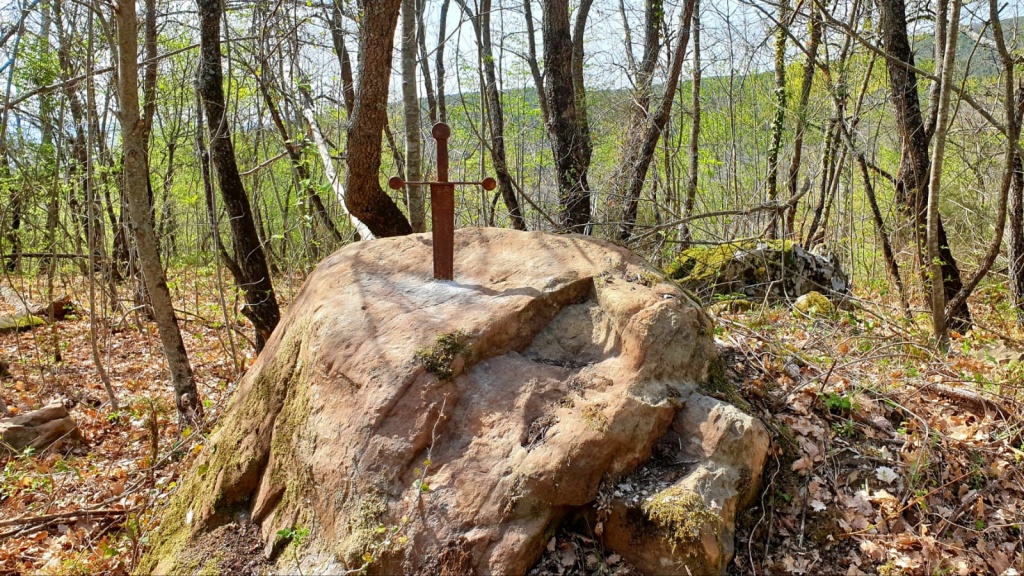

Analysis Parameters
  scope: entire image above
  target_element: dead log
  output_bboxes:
[0,403,80,454]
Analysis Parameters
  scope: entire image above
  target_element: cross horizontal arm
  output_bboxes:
[388,177,497,191]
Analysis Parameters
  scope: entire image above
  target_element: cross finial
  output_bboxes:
[388,123,496,280]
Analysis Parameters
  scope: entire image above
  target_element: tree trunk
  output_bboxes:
[784,6,822,236]
[415,0,437,125]
[1010,87,1024,324]
[402,0,426,232]
[943,0,1015,322]
[542,0,592,233]
[681,0,700,246]
[523,0,548,123]
[436,0,451,123]
[765,0,788,238]
[2,146,18,272]
[197,0,281,351]
[344,0,413,237]
[616,0,697,241]
[925,0,960,346]
[875,0,970,328]
[328,2,357,116]
[115,0,200,422]
[613,0,662,239]
[460,0,526,230]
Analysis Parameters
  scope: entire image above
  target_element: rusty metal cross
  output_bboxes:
[389,123,496,281]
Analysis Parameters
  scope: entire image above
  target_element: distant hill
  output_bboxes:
[912,16,1024,77]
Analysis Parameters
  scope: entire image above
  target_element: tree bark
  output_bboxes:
[543,0,592,233]
[875,0,970,328]
[459,0,526,229]
[197,0,281,351]
[765,0,788,238]
[925,0,960,346]
[784,6,822,236]
[616,0,697,241]
[402,0,426,232]
[681,0,701,246]
[115,0,200,422]
[1010,86,1024,324]
[344,0,413,237]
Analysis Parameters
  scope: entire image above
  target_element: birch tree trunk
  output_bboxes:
[402,0,425,232]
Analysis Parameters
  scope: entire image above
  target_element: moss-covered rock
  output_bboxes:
[793,291,834,317]
[665,240,849,303]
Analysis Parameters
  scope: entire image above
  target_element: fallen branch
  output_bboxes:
[917,382,1010,418]
[0,508,135,541]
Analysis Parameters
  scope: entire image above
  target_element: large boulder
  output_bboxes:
[140,228,767,575]
[666,240,849,302]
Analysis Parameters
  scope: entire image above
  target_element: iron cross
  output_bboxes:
[389,123,496,281]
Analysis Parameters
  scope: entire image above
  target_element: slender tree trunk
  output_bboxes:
[839,120,911,317]
[436,0,451,123]
[2,145,17,272]
[523,0,548,123]
[402,0,426,232]
[616,0,697,241]
[197,0,281,351]
[460,0,526,229]
[1010,87,1024,324]
[784,6,822,236]
[415,0,437,125]
[804,116,839,247]
[613,0,662,238]
[328,2,357,116]
[925,0,960,346]
[115,0,200,422]
[681,0,701,246]
[765,0,788,238]
[943,0,1015,322]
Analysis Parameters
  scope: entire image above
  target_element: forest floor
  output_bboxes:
[0,270,1022,575]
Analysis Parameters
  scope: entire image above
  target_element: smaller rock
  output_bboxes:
[599,394,769,575]
[0,402,80,454]
[708,297,753,315]
[793,291,833,317]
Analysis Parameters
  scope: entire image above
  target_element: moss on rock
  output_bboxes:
[641,484,722,553]
[415,332,470,380]
[664,240,848,302]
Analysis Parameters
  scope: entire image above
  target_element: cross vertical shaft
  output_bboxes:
[431,123,454,280]
[388,123,496,281]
